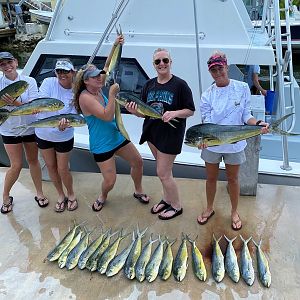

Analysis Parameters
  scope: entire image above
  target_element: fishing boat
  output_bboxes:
[1,0,299,187]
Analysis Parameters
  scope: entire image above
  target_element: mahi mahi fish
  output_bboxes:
[13,114,86,132]
[187,235,207,281]
[65,230,92,270]
[46,223,81,262]
[106,232,135,277]
[115,91,178,128]
[240,235,255,286]
[97,230,127,274]
[224,235,240,283]
[144,235,165,282]
[58,229,83,269]
[124,226,148,279]
[212,234,225,283]
[135,234,157,282]
[185,113,300,148]
[0,108,9,125]
[173,234,188,282]
[78,228,110,270]
[253,239,271,288]
[0,80,29,108]
[158,238,176,281]
[9,97,64,116]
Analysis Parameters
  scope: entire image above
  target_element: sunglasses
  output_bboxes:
[56,69,71,74]
[154,58,170,65]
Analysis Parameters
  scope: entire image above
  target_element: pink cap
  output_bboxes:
[207,55,227,70]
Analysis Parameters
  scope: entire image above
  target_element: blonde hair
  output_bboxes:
[153,48,172,59]
[73,64,95,113]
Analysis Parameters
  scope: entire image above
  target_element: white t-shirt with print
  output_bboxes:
[0,74,38,136]
[35,77,76,142]
[200,79,253,153]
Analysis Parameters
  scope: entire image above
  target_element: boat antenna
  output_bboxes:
[87,0,129,65]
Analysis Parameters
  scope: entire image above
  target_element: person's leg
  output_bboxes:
[225,163,242,230]
[93,157,117,210]
[23,141,48,205]
[56,151,77,210]
[41,148,66,209]
[116,142,149,202]
[2,143,23,212]
[197,162,219,224]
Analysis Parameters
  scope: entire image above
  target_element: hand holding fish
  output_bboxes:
[162,111,177,123]
[125,102,142,116]
[109,83,120,98]
[114,34,124,46]
[257,121,269,134]
[1,93,17,106]
[58,118,70,131]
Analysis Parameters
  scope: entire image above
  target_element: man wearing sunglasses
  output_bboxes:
[35,58,79,213]
[126,48,195,220]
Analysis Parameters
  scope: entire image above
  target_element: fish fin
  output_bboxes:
[167,121,177,128]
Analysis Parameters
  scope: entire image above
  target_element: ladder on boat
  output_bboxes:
[18,0,52,11]
[259,0,296,171]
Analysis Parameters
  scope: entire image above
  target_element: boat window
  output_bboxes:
[30,54,149,99]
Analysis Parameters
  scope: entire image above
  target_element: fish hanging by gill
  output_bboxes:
[13,114,86,134]
[173,234,188,282]
[253,239,271,288]
[46,222,81,262]
[9,97,64,116]
[187,235,207,281]
[158,238,176,281]
[0,80,29,108]
[211,234,225,283]
[185,113,300,148]
[115,91,178,128]
[224,235,240,283]
[240,235,255,286]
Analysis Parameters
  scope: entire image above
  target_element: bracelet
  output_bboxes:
[256,120,263,125]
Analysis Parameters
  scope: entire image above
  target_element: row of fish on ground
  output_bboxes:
[46,223,271,287]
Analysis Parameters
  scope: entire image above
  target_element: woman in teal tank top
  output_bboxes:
[73,35,150,212]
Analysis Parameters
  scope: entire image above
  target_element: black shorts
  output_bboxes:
[36,136,74,153]
[93,140,130,162]
[1,134,36,144]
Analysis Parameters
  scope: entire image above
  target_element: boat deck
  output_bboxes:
[0,167,299,299]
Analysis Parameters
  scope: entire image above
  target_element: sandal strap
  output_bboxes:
[95,199,105,206]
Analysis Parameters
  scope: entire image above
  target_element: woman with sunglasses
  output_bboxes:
[73,35,150,212]
[126,48,195,220]
[197,50,269,230]
[35,58,78,212]
[0,51,48,214]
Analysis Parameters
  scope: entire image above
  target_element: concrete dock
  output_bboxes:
[0,167,299,299]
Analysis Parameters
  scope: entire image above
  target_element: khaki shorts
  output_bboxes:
[201,149,246,165]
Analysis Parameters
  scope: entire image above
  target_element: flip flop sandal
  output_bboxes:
[92,199,105,212]
[231,215,242,231]
[34,196,49,208]
[1,196,13,214]
[197,210,215,225]
[133,193,150,204]
[150,199,170,214]
[67,198,78,211]
[54,197,68,213]
[158,206,183,220]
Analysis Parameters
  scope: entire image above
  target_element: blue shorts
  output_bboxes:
[201,149,246,165]
[36,136,74,153]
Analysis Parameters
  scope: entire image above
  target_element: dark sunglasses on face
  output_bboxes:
[154,58,170,65]
[56,69,71,74]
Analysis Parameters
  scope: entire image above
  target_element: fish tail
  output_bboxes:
[270,113,300,135]
[224,235,237,243]
[252,238,262,248]
[240,234,252,244]
[167,121,177,128]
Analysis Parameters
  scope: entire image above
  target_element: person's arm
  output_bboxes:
[103,35,124,72]
[252,72,267,96]
[79,83,119,121]
[162,108,194,122]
